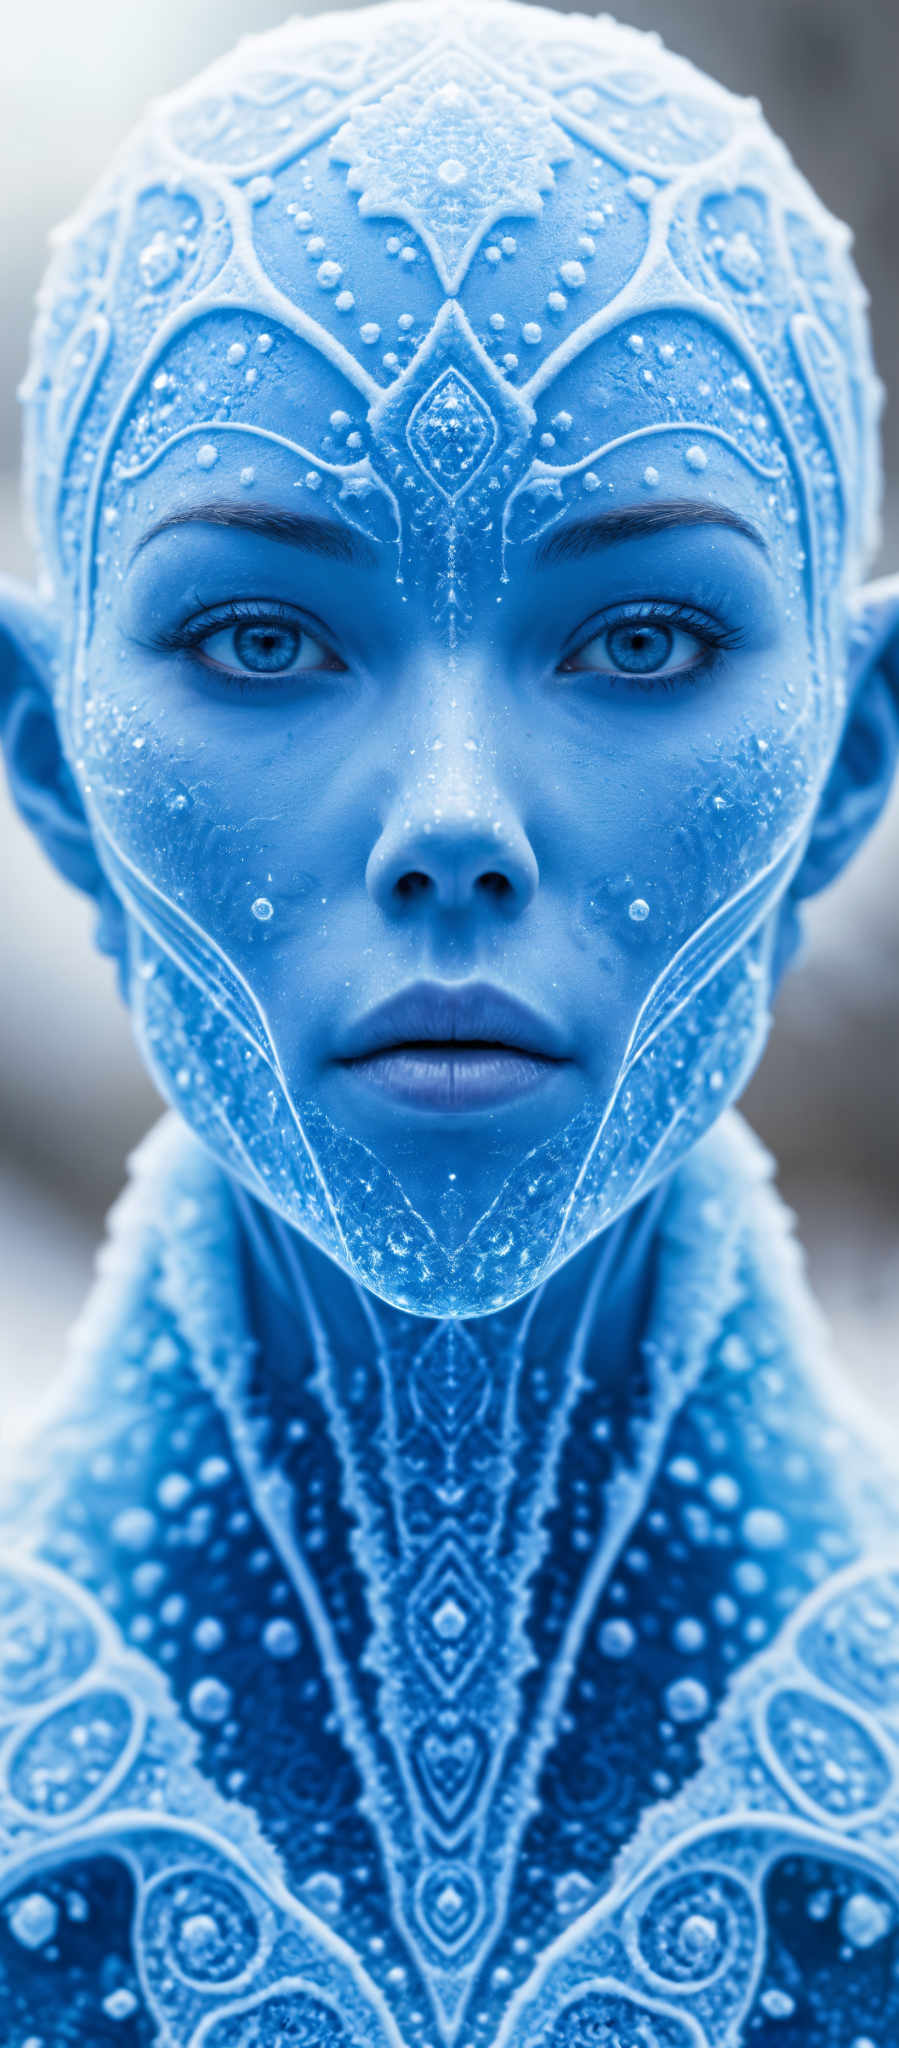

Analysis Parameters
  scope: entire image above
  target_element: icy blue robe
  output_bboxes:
[1,1111,898,2047]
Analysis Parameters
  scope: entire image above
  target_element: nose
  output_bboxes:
[366,797,539,919]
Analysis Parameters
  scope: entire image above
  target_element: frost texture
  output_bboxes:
[17,0,883,1318]
[2,1115,899,2047]
[7,10,899,2041]
[330,54,574,293]
[18,0,883,1318]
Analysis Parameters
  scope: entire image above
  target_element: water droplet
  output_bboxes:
[111,1506,156,1552]
[188,1676,232,1725]
[522,322,542,345]
[685,444,708,471]
[246,175,274,205]
[554,1870,594,1916]
[199,1455,229,1487]
[251,897,274,922]
[317,259,342,290]
[360,322,381,345]
[335,289,355,312]
[642,466,660,488]
[302,1870,343,1918]
[840,1892,891,1949]
[627,333,645,354]
[239,466,255,487]
[194,1615,225,1653]
[673,1615,706,1652]
[158,1470,192,1511]
[761,1989,795,2019]
[8,1893,58,1949]
[664,1676,709,1723]
[628,897,650,922]
[437,157,468,186]
[708,1472,740,1509]
[262,1616,300,1659]
[598,1616,636,1658]
[668,1454,699,1485]
[103,1988,139,2020]
[196,443,218,470]
[559,260,586,289]
[227,342,247,365]
[742,1507,787,1550]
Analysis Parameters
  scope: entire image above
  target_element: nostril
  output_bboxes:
[395,869,431,900]
[477,870,514,900]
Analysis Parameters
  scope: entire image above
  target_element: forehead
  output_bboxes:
[31,2,873,609]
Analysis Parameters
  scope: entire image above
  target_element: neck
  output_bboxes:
[232,1178,670,1400]
[222,1170,675,2018]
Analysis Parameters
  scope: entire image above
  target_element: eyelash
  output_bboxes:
[150,596,742,698]
[152,599,344,691]
[558,599,743,692]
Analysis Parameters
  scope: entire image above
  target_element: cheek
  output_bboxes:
[567,660,821,992]
[75,640,353,987]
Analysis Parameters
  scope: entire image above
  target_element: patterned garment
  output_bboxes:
[1,1113,898,2047]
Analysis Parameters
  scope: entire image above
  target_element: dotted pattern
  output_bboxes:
[1,1112,898,2047]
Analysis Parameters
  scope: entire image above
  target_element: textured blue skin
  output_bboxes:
[1,5,899,2044]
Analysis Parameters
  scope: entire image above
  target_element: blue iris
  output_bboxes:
[234,622,301,672]
[606,623,673,674]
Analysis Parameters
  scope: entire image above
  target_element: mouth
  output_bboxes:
[336,980,570,1113]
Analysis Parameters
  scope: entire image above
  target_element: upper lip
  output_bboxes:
[337,980,569,1063]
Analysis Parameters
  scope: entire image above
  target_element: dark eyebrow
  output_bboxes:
[534,499,767,565]
[130,501,379,568]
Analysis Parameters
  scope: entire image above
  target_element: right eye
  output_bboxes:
[197,617,344,677]
[184,604,347,684]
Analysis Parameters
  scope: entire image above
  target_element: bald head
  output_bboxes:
[24,1,880,642]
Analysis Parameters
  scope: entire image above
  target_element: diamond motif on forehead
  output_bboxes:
[368,299,535,506]
[330,48,573,293]
[407,369,497,495]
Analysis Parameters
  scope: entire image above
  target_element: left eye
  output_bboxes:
[198,619,342,676]
[560,619,706,680]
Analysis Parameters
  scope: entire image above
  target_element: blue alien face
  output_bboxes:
[23,1,880,1315]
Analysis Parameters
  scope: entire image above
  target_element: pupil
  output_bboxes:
[234,622,301,672]
[606,622,672,674]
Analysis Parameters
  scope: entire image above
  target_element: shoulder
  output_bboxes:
[663,1111,899,1481]
[0,1114,250,1548]
[500,1553,899,2048]
[0,1547,395,2046]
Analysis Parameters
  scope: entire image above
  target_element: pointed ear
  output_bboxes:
[792,574,899,902]
[0,572,106,899]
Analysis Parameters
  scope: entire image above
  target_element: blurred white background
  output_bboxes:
[1,0,897,1435]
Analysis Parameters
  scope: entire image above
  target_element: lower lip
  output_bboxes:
[340,1045,564,1111]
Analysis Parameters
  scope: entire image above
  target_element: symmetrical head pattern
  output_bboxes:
[14,2,887,1316]
[23,0,881,633]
